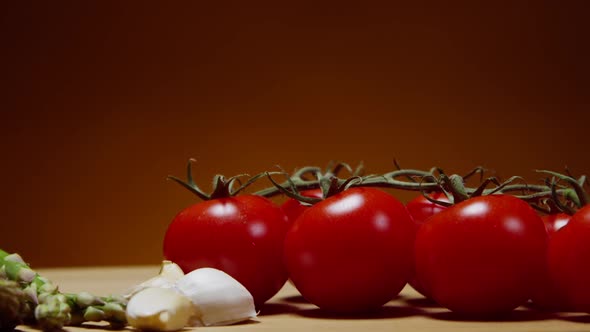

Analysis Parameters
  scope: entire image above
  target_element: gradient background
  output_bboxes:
[2,3,588,267]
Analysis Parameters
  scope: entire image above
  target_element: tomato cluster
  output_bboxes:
[408,195,590,315]
[162,162,590,317]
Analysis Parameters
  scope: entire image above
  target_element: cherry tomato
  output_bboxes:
[542,213,571,234]
[415,195,547,315]
[280,189,323,225]
[405,192,450,298]
[548,205,590,313]
[530,213,572,311]
[284,187,415,313]
[163,195,289,306]
[406,192,450,228]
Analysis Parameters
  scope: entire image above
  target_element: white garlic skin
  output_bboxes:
[175,268,257,326]
[158,260,185,279]
[125,261,185,299]
[126,287,193,331]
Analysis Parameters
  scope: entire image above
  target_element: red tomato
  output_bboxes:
[284,187,415,313]
[548,205,590,313]
[530,213,572,311]
[405,192,450,298]
[406,192,450,228]
[163,195,289,306]
[280,189,323,225]
[415,195,547,315]
[542,213,571,234]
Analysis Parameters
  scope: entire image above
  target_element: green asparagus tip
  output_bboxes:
[34,296,71,331]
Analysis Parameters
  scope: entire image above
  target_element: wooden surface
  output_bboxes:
[18,266,590,332]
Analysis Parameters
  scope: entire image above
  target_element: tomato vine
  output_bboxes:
[253,161,583,214]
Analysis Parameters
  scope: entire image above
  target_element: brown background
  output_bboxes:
[1,3,588,267]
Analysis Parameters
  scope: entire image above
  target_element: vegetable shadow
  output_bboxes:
[427,309,554,322]
[79,322,129,330]
[258,302,302,316]
[295,305,424,320]
[557,313,590,324]
[226,319,260,326]
[402,297,441,309]
[282,294,404,305]
[281,295,309,304]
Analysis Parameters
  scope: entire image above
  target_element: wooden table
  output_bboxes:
[18,266,590,332]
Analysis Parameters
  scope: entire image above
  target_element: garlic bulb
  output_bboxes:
[175,268,257,326]
[126,287,194,332]
[125,261,184,299]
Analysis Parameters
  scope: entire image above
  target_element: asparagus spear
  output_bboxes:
[0,279,30,331]
[0,249,127,330]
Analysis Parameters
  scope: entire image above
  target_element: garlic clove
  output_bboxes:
[126,287,194,332]
[158,260,185,280]
[175,268,257,327]
[125,261,185,299]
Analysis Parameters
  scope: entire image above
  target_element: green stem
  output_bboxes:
[254,178,321,197]
[257,168,553,199]
[537,170,589,208]
[256,165,583,215]
[442,174,470,203]
[170,159,269,200]
[255,168,441,197]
